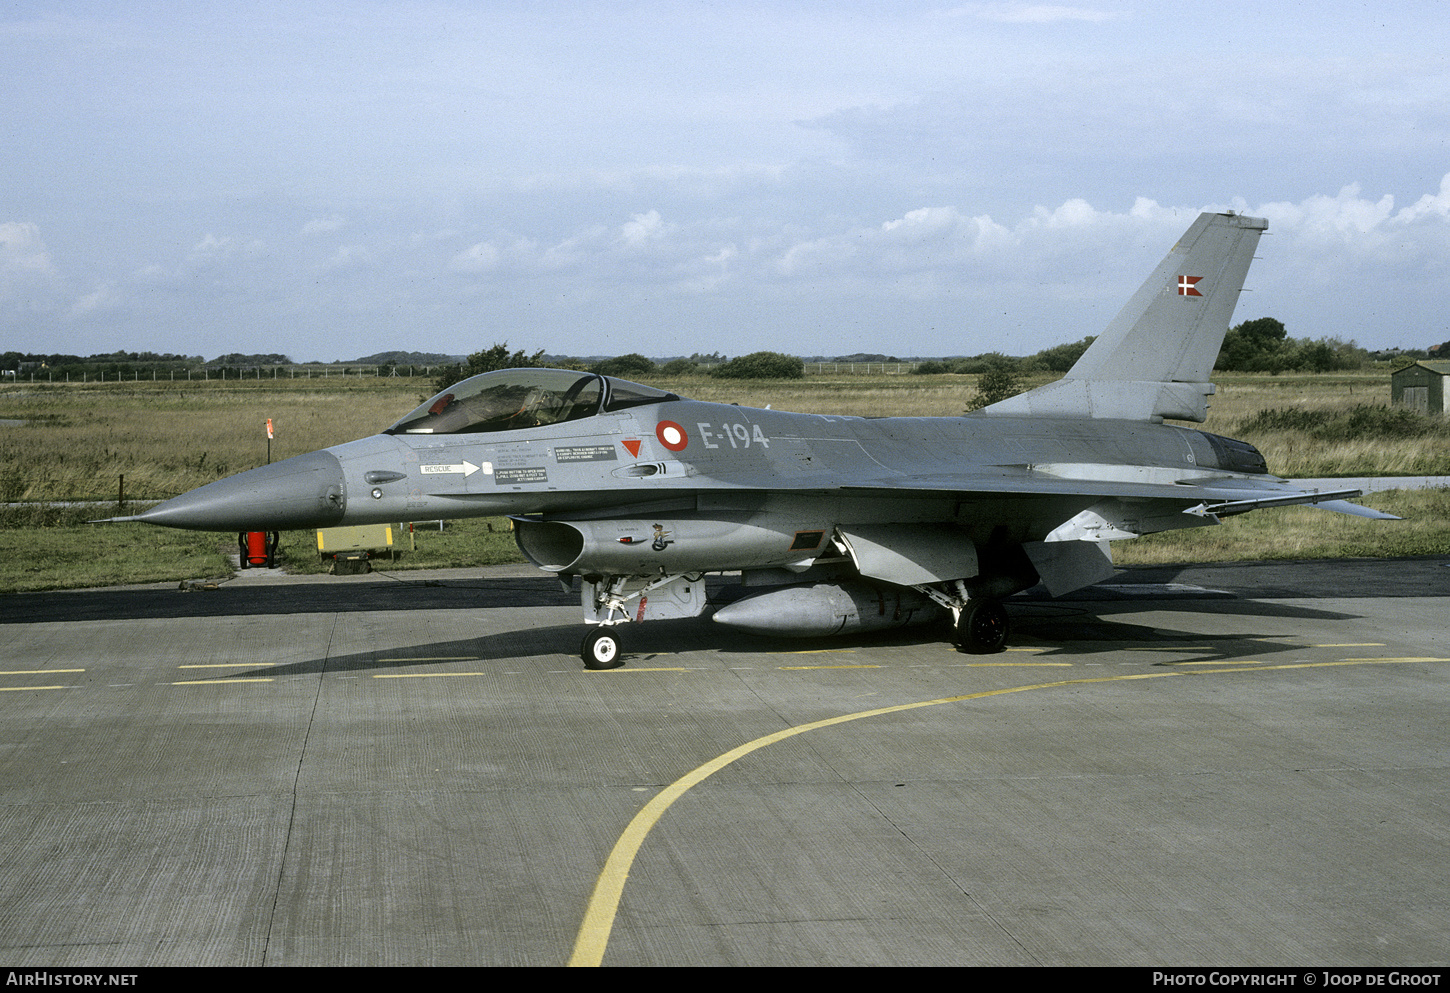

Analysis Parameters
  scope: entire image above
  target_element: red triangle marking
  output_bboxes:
[622,439,641,458]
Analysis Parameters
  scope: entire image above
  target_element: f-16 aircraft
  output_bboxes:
[115,211,1394,668]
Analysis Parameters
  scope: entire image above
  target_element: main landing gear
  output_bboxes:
[575,575,1010,669]
[911,580,1011,655]
[953,599,1010,654]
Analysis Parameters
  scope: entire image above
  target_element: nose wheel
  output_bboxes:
[581,628,625,669]
[955,599,1009,654]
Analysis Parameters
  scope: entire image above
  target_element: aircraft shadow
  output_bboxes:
[8,556,1438,629]
[1,575,577,626]
[7,561,1412,675]
[203,593,1362,681]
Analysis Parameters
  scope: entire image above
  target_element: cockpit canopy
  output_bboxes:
[386,368,680,435]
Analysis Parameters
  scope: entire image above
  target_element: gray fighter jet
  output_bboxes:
[115,211,1394,668]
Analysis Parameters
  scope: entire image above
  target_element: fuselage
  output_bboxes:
[132,370,1270,565]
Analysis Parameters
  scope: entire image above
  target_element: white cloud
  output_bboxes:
[449,241,500,273]
[190,233,233,259]
[1027,199,1102,229]
[1393,173,1450,225]
[775,234,857,277]
[540,227,607,271]
[779,199,1127,284]
[69,281,120,319]
[323,244,373,271]
[0,221,55,280]
[618,209,668,247]
[1259,185,1396,243]
[881,206,964,240]
[185,234,266,270]
[750,181,1450,351]
[1250,176,1450,272]
[0,221,60,313]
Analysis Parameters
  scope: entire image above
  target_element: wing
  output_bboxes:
[833,469,1396,597]
[841,469,1398,520]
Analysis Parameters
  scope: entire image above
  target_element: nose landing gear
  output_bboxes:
[581,628,624,670]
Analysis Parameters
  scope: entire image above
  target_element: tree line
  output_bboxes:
[914,319,1389,379]
[430,345,805,394]
[7,319,1427,387]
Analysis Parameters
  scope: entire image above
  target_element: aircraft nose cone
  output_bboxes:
[134,450,347,531]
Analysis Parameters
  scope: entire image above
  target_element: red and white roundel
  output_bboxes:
[655,420,688,451]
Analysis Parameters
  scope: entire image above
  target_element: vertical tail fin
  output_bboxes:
[981,211,1267,422]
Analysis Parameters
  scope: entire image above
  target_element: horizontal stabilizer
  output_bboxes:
[1312,499,1402,521]
[1189,488,1399,519]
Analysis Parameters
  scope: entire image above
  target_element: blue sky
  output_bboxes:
[4,1,1449,361]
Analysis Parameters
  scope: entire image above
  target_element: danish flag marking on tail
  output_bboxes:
[1177,275,1203,297]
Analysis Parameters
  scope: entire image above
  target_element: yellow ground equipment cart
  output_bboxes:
[317,524,396,574]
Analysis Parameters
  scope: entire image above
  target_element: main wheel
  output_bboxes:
[955,600,1009,654]
[581,628,624,670]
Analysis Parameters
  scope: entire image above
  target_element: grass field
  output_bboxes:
[1,368,1444,593]
[0,507,528,593]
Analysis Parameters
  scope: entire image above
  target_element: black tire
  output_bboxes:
[581,628,624,670]
[955,600,1009,654]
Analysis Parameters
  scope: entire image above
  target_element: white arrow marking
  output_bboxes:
[420,460,482,477]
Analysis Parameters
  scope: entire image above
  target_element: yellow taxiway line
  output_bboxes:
[567,655,1449,967]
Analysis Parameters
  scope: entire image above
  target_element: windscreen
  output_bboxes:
[387,369,604,435]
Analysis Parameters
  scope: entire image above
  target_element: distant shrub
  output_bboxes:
[709,351,805,379]
[950,353,1017,375]
[659,358,699,376]
[911,360,951,375]
[1335,404,1440,440]
[592,353,657,378]
[1242,404,1440,441]
[1238,408,1323,433]
[430,342,546,395]
[0,503,98,528]
[966,367,1024,411]
[1216,319,1366,373]
[1027,336,1096,373]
